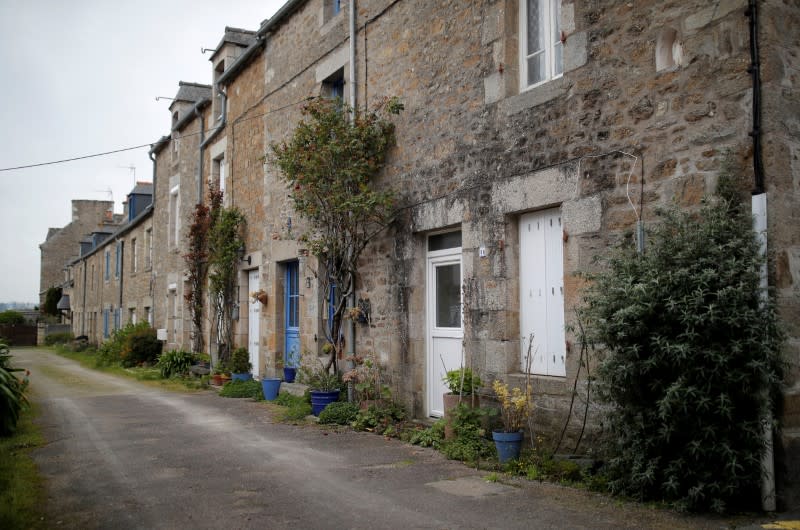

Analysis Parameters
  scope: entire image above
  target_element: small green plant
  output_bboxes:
[44,332,74,346]
[273,392,312,421]
[219,379,263,399]
[157,350,195,378]
[485,472,499,483]
[230,347,251,374]
[318,401,359,425]
[443,367,482,395]
[408,420,445,448]
[440,404,494,463]
[351,401,406,434]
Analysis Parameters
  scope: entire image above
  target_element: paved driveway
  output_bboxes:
[15,347,754,529]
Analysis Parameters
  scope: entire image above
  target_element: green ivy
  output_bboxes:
[580,163,784,513]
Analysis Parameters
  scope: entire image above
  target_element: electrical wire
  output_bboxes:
[0,96,312,173]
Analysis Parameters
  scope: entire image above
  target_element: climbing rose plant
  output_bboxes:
[580,164,784,513]
[270,96,403,371]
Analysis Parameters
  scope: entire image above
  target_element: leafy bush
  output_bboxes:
[0,311,26,326]
[219,379,263,399]
[318,401,359,425]
[230,347,251,374]
[580,170,784,513]
[95,322,149,366]
[299,359,341,391]
[120,326,162,368]
[44,332,74,346]
[439,404,494,463]
[157,350,195,378]
[0,341,28,437]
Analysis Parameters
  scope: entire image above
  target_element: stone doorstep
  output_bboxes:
[278,381,308,397]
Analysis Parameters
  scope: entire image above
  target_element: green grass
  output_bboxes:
[51,347,208,392]
[0,403,46,529]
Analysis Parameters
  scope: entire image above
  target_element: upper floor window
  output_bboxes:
[324,0,342,22]
[520,0,563,90]
[322,68,345,104]
[131,238,138,274]
[115,242,121,279]
[213,155,226,195]
[169,185,181,248]
[145,228,153,270]
[104,250,110,281]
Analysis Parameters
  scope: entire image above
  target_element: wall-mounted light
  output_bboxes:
[305,277,312,289]
[237,244,251,266]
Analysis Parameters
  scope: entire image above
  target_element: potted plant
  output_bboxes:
[211,360,231,386]
[300,360,341,416]
[283,349,300,383]
[260,373,281,401]
[250,289,268,305]
[442,367,482,439]
[230,347,252,382]
[491,379,533,463]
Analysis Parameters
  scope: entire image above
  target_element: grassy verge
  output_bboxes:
[51,347,209,393]
[0,402,46,529]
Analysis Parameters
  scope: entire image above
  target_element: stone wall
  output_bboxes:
[38,200,113,306]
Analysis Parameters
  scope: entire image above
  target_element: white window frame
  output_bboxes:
[131,238,138,273]
[520,0,563,91]
[169,185,180,248]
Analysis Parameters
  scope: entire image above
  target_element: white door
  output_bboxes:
[426,231,463,417]
[520,208,565,376]
[248,269,260,377]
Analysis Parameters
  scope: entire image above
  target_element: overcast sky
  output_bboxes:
[0,0,285,304]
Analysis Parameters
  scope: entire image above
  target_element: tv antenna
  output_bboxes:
[118,164,136,185]
[94,188,114,202]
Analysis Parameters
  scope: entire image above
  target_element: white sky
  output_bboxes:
[0,0,286,304]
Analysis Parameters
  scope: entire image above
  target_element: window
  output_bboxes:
[115,242,121,279]
[103,309,109,338]
[91,264,95,290]
[324,0,342,21]
[520,0,563,90]
[104,250,110,281]
[145,228,153,269]
[129,308,137,325]
[213,156,226,194]
[145,306,152,326]
[131,238,138,273]
[322,68,345,102]
[169,185,180,247]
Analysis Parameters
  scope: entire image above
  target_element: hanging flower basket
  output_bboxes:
[250,290,268,305]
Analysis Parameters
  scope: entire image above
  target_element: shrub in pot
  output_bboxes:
[230,347,252,382]
[299,360,341,416]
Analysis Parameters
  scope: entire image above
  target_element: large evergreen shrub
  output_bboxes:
[581,170,783,512]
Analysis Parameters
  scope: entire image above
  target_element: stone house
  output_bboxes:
[60,0,799,507]
[66,184,154,343]
[38,199,116,309]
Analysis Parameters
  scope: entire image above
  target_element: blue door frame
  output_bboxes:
[284,261,300,368]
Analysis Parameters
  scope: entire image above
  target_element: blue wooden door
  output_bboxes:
[284,261,300,368]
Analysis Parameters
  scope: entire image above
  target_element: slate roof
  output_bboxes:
[214,27,257,51]
[129,182,153,196]
[173,81,212,104]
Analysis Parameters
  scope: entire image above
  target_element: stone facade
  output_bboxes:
[39,200,115,307]
[66,189,154,344]
[56,0,799,508]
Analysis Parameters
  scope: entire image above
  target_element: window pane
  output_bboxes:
[428,231,462,251]
[435,264,461,328]
[526,0,544,54]
[554,41,564,76]
[527,53,546,86]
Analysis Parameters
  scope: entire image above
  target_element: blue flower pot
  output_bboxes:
[310,389,340,416]
[493,430,524,463]
[283,367,297,383]
[231,372,252,382]
[261,378,281,401]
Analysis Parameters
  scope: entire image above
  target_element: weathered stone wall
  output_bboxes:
[39,200,113,306]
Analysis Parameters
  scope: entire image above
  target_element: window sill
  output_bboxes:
[500,76,571,116]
